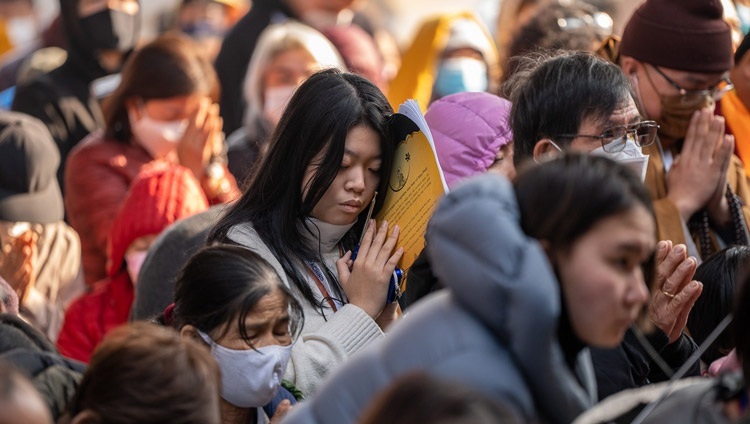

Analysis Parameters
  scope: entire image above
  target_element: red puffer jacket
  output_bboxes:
[56,270,133,363]
[64,132,151,286]
[65,131,240,286]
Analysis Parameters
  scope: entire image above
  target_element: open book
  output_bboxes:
[375,100,448,274]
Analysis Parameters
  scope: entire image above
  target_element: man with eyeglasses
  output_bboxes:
[618,0,750,262]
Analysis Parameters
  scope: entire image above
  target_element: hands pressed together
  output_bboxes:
[666,108,734,227]
[177,98,224,181]
[336,220,403,330]
[649,240,703,343]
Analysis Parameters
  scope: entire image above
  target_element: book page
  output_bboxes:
[375,101,448,272]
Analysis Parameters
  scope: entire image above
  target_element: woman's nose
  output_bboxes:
[345,167,366,193]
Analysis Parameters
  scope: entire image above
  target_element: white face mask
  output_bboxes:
[125,250,148,285]
[5,16,39,49]
[263,85,297,128]
[130,109,188,160]
[591,134,650,181]
[198,330,292,408]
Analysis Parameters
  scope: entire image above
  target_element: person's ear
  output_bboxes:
[533,139,562,163]
[179,324,201,341]
[620,55,640,77]
[71,410,101,424]
[124,97,142,121]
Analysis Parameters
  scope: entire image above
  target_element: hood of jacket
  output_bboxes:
[425,92,512,189]
[425,173,595,421]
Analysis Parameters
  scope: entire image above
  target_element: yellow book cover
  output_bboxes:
[376,100,448,274]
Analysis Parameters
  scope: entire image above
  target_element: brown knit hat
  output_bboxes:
[106,164,209,277]
[619,0,732,73]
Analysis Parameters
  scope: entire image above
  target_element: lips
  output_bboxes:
[341,200,363,213]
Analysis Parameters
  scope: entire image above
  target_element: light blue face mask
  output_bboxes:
[433,57,488,99]
[737,3,750,35]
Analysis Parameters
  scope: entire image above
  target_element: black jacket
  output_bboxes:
[214,0,295,135]
[591,328,701,400]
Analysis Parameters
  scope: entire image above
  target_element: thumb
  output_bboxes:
[336,251,352,286]
[270,399,293,423]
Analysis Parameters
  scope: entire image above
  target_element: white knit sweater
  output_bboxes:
[226,219,384,396]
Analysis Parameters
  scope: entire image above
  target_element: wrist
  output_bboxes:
[666,194,697,223]
[707,197,731,228]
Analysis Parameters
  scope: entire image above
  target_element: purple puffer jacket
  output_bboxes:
[425,92,512,189]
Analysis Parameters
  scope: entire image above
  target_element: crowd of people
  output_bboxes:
[2,0,750,422]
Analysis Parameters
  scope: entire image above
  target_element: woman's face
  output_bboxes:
[263,47,318,91]
[127,93,206,123]
[555,204,654,348]
[304,124,382,225]
[211,288,292,350]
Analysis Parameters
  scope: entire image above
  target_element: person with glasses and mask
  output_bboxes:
[11,0,140,195]
[507,50,704,400]
[617,0,750,262]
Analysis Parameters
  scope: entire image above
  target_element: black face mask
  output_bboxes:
[79,8,137,52]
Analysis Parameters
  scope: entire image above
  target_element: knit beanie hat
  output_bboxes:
[444,17,496,62]
[323,24,385,90]
[106,165,209,277]
[0,112,64,224]
[619,0,732,73]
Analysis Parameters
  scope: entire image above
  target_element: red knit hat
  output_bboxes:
[106,164,209,277]
[619,0,732,73]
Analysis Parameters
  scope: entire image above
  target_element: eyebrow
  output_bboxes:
[603,114,643,129]
[344,148,382,160]
[244,314,290,329]
[613,242,651,256]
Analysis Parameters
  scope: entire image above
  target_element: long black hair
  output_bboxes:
[207,69,395,307]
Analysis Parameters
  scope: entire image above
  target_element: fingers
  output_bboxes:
[654,240,671,264]
[661,255,697,296]
[364,220,390,263]
[716,134,734,175]
[356,219,375,260]
[682,109,705,159]
[655,243,686,289]
[667,280,703,342]
[270,399,293,424]
[336,251,352,287]
[375,224,400,266]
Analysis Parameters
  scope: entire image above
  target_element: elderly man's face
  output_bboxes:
[567,96,642,153]
[533,95,643,162]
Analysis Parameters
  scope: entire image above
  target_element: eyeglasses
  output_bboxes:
[650,66,733,102]
[557,120,659,153]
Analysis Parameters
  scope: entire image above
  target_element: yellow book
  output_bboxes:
[376,100,448,276]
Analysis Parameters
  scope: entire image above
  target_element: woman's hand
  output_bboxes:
[177,98,223,180]
[0,228,37,303]
[336,220,403,319]
[269,399,292,424]
[649,240,703,343]
[375,301,402,331]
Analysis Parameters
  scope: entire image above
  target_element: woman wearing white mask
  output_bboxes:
[65,33,240,287]
[387,11,499,111]
[226,21,345,185]
[165,245,305,424]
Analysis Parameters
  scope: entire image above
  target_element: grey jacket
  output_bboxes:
[282,174,596,424]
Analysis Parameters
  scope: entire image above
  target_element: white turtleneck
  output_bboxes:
[298,217,356,311]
